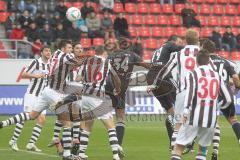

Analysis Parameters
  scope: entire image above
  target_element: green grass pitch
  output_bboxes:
[0,115,239,160]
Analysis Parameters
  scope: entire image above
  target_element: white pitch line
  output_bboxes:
[0,148,59,158]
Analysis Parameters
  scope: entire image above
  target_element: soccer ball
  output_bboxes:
[66,7,81,22]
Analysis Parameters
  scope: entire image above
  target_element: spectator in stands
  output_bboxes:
[236,28,240,51]
[55,0,68,19]
[4,12,17,38]
[10,23,25,40]
[76,18,88,33]
[181,2,201,28]
[39,23,55,45]
[131,37,143,58]
[35,12,47,29]
[67,22,82,42]
[18,10,33,30]
[209,26,223,51]
[101,12,115,40]
[49,12,63,29]
[81,1,95,19]
[17,36,33,59]
[114,13,130,38]
[18,0,37,16]
[222,26,237,51]
[26,22,39,42]
[100,0,114,13]
[55,23,67,41]
[160,0,176,5]
[86,12,104,38]
[32,39,43,58]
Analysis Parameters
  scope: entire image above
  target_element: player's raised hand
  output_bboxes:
[183,108,190,124]
[113,88,121,96]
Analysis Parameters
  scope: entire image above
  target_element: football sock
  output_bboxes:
[11,122,25,142]
[29,124,43,144]
[196,154,206,160]
[53,120,63,140]
[78,130,90,155]
[171,130,178,149]
[171,154,181,160]
[108,129,119,157]
[2,113,30,127]
[212,124,220,155]
[72,121,80,139]
[62,127,72,157]
[116,122,125,146]
[165,115,174,147]
[232,122,240,140]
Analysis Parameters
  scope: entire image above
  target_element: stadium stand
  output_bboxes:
[0,0,239,61]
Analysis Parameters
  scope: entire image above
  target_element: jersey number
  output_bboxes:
[87,59,103,83]
[185,57,196,71]
[113,57,128,72]
[197,77,219,99]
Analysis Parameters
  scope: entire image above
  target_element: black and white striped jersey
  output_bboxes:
[153,45,200,93]
[184,65,230,128]
[210,54,236,84]
[25,57,49,97]
[48,49,81,92]
[81,55,115,97]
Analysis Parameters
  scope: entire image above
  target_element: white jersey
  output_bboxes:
[81,55,114,97]
[25,57,49,96]
[154,45,200,93]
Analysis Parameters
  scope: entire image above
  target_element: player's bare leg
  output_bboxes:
[196,146,208,160]
[171,144,184,160]
[26,114,46,152]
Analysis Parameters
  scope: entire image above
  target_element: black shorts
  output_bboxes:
[152,89,176,111]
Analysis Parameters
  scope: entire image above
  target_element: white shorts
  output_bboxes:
[24,93,46,115]
[64,82,83,94]
[176,124,215,147]
[81,94,113,120]
[35,87,68,114]
[174,90,186,123]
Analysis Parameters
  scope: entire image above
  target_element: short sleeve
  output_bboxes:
[24,59,37,73]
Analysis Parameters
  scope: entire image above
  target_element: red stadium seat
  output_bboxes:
[152,27,163,37]
[162,4,173,14]
[138,3,149,14]
[225,5,237,15]
[212,4,224,15]
[139,26,150,37]
[238,5,240,14]
[113,3,124,13]
[170,15,181,26]
[64,2,72,8]
[0,53,9,58]
[229,0,239,4]
[157,15,169,25]
[125,3,137,13]
[150,3,161,14]
[218,51,229,59]
[174,4,185,14]
[207,16,219,26]
[145,39,157,49]
[0,12,9,23]
[109,14,116,22]
[217,0,228,3]
[192,0,202,3]
[201,27,212,37]
[233,17,240,26]
[196,16,207,26]
[80,38,91,48]
[164,27,176,37]
[90,2,97,11]
[200,4,211,14]
[219,27,226,35]
[0,1,6,11]
[205,0,216,3]
[128,26,137,37]
[93,38,104,46]
[220,16,231,26]
[191,4,199,13]
[72,2,83,9]
[177,27,187,37]
[159,38,167,46]
[231,52,240,60]
[144,15,157,25]
[132,15,143,25]
[232,27,238,36]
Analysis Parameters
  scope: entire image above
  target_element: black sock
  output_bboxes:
[116,122,125,146]
[165,115,174,147]
[232,122,240,140]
